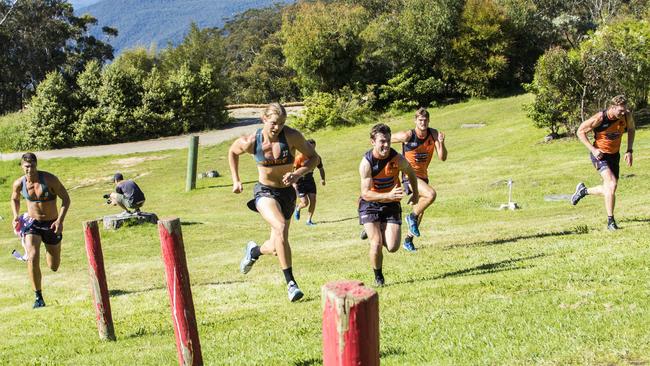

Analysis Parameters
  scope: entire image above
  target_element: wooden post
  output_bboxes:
[186,136,199,192]
[322,280,379,366]
[82,220,116,341]
[158,218,203,366]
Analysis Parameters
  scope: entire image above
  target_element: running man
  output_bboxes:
[359,123,419,286]
[391,107,447,251]
[293,139,325,226]
[571,95,635,230]
[11,153,71,308]
[229,103,320,302]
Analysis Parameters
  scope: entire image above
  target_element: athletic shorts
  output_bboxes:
[115,193,144,209]
[22,219,62,245]
[296,173,317,197]
[358,198,402,225]
[403,176,429,196]
[590,152,620,179]
[247,183,297,220]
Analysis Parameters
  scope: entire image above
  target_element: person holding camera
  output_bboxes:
[109,173,145,215]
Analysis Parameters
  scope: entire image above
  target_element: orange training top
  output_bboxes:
[364,148,401,199]
[593,110,627,154]
[402,128,436,180]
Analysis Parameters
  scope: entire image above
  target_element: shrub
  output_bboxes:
[293,87,375,131]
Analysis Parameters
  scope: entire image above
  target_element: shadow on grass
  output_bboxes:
[199,280,246,287]
[380,346,406,358]
[109,286,164,297]
[391,254,545,286]
[621,217,650,223]
[317,216,357,224]
[180,221,204,226]
[206,180,257,189]
[445,229,583,249]
[293,357,321,366]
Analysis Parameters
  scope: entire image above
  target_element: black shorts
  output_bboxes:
[590,152,620,179]
[247,183,297,220]
[403,176,429,195]
[296,173,317,197]
[23,219,62,245]
[358,198,402,225]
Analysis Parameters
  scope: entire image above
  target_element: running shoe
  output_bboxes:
[294,208,300,221]
[360,229,368,240]
[287,281,304,302]
[239,241,258,274]
[405,213,420,237]
[403,236,417,252]
[33,297,46,309]
[571,182,587,205]
[607,220,619,231]
[306,220,316,227]
[374,276,385,287]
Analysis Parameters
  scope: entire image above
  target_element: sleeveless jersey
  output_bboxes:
[364,148,401,200]
[21,172,55,202]
[593,110,627,154]
[402,128,436,179]
[254,128,294,166]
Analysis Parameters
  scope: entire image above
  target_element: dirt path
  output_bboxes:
[1,106,303,161]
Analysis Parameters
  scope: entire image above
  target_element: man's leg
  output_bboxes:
[579,168,618,229]
[306,193,317,225]
[365,222,386,286]
[44,243,61,272]
[256,197,303,301]
[24,235,46,308]
[295,194,308,221]
[404,179,436,250]
[110,193,130,212]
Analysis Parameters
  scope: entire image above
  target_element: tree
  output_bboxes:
[26,71,74,148]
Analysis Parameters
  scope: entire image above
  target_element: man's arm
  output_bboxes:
[576,112,603,158]
[391,130,411,144]
[625,112,636,167]
[50,175,70,234]
[10,178,22,229]
[228,134,254,193]
[398,155,419,204]
[359,159,403,203]
[317,158,326,185]
[433,129,447,161]
[286,129,319,185]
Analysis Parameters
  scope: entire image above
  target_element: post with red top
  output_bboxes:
[322,280,379,366]
[158,218,203,366]
[82,220,116,341]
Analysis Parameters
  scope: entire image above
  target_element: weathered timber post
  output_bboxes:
[158,218,203,366]
[82,220,116,341]
[322,280,379,366]
[186,136,199,192]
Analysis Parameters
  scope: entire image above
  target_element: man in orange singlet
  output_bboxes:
[359,123,419,286]
[571,95,635,230]
[391,107,447,251]
[293,139,325,226]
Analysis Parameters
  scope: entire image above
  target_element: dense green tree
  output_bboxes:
[26,71,74,148]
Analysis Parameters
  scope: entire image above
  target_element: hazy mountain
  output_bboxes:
[75,0,292,55]
[69,0,102,8]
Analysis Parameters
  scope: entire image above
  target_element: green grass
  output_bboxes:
[1,94,649,365]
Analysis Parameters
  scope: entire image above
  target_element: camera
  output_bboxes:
[103,194,111,204]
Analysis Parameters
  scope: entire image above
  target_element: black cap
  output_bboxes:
[113,173,124,182]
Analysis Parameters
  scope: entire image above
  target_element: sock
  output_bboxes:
[250,246,261,260]
[405,234,414,241]
[35,290,43,299]
[608,216,615,223]
[373,268,384,281]
[283,267,296,285]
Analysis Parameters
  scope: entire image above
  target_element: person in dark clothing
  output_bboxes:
[109,173,145,214]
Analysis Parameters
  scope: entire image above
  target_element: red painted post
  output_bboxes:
[158,218,203,366]
[322,280,379,366]
[82,220,116,341]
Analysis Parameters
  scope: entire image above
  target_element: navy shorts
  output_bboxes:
[296,173,317,197]
[590,152,620,179]
[358,198,402,225]
[23,219,62,245]
[403,176,429,195]
[247,183,297,220]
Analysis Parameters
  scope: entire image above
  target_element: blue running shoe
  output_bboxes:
[239,241,258,274]
[405,213,420,237]
[294,207,300,221]
[403,236,416,252]
[287,281,304,302]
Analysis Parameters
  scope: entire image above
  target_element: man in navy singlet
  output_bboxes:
[11,153,71,308]
[359,123,419,286]
[228,103,320,302]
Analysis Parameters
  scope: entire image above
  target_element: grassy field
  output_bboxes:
[1,94,649,365]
